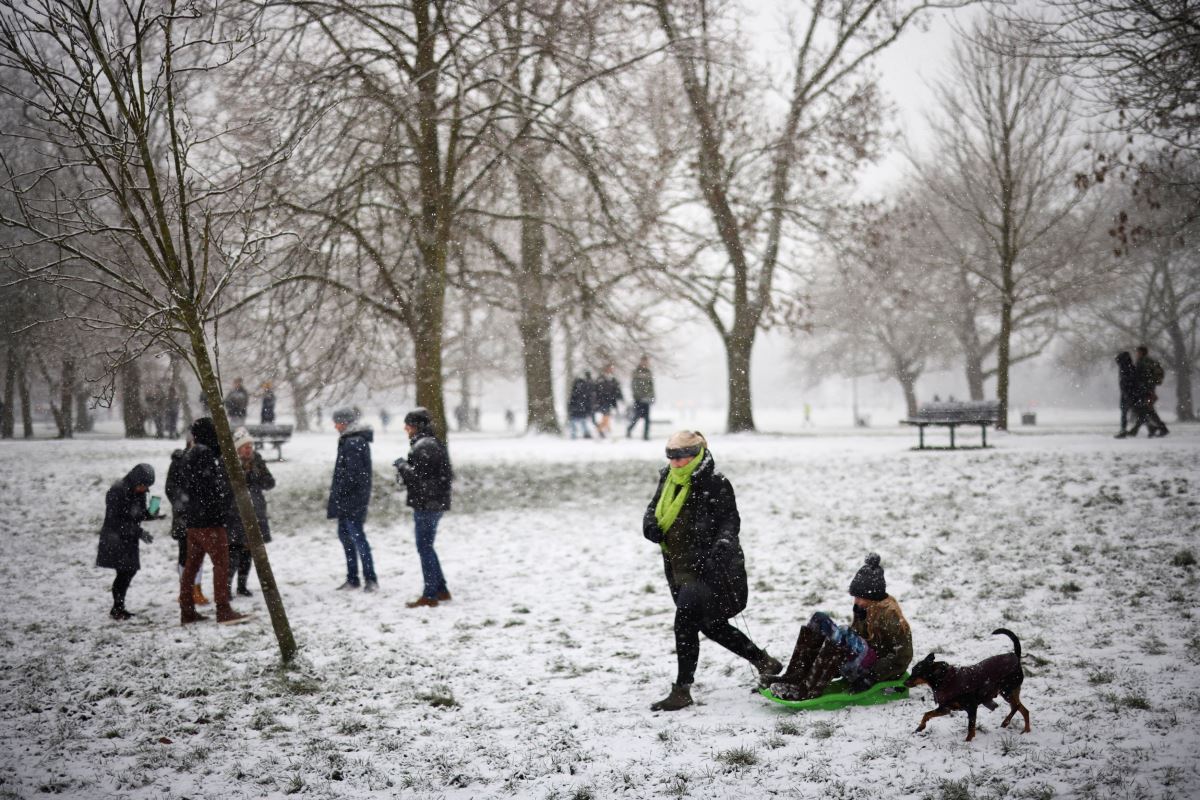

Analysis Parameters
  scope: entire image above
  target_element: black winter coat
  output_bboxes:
[327,426,373,521]
[1116,352,1137,404]
[261,390,276,424]
[642,450,748,619]
[96,464,154,572]
[596,377,624,413]
[165,448,187,541]
[179,443,233,528]
[568,378,594,417]
[226,451,276,545]
[397,430,453,511]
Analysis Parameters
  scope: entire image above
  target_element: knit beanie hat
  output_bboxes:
[190,417,219,450]
[849,553,887,601]
[404,407,433,429]
[233,427,254,451]
[332,407,357,425]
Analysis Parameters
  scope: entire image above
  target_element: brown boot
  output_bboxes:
[650,683,693,711]
[217,609,251,625]
[192,584,211,606]
[767,625,824,687]
[435,590,452,602]
[181,610,208,625]
[406,596,439,608]
[794,642,846,700]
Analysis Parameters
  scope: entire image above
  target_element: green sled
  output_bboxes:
[759,674,910,711]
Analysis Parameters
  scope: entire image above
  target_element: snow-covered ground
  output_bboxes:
[1,425,1198,799]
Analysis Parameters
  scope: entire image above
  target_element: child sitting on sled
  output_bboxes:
[767,553,913,700]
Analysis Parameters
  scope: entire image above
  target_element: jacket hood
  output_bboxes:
[190,417,219,450]
[124,463,155,488]
[341,424,374,443]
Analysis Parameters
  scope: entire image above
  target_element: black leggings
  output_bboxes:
[228,541,253,589]
[673,581,761,685]
[111,569,137,611]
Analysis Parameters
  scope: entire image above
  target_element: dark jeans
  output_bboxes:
[627,401,651,440]
[337,517,376,585]
[1130,403,1167,436]
[414,510,447,599]
[111,568,137,611]
[1119,400,1130,433]
[228,540,253,591]
[673,581,762,685]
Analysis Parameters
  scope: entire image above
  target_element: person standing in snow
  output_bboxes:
[178,417,249,625]
[765,554,912,701]
[328,407,378,591]
[224,378,249,429]
[642,431,782,710]
[627,355,655,440]
[260,382,276,425]
[166,433,209,607]
[394,407,454,607]
[1114,351,1138,438]
[567,373,595,439]
[96,463,162,620]
[1129,345,1169,438]
[225,428,275,597]
[595,364,624,439]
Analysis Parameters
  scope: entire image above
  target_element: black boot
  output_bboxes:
[794,642,846,700]
[768,626,823,687]
[752,650,783,680]
[650,683,693,711]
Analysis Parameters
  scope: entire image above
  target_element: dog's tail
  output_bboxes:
[992,628,1021,659]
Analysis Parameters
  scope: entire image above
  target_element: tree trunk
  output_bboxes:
[17,357,33,438]
[995,298,1013,431]
[121,360,146,438]
[964,352,986,401]
[2,349,14,438]
[724,329,756,432]
[290,379,311,432]
[58,357,75,438]
[1165,320,1195,422]
[74,390,93,432]
[898,371,919,418]
[518,315,560,434]
[183,304,297,663]
[514,153,561,435]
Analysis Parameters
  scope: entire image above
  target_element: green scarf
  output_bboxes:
[655,448,705,536]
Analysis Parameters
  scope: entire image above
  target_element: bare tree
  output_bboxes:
[0,0,297,661]
[911,19,1099,428]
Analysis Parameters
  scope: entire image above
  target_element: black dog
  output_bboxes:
[904,628,1031,742]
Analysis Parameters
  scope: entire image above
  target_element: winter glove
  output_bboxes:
[139,530,154,544]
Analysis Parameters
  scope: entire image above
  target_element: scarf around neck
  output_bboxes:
[655,448,705,534]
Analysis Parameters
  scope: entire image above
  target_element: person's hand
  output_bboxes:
[139,531,154,544]
[393,457,407,469]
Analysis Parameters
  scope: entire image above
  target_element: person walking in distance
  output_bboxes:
[178,418,249,625]
[1114,351,1138,438]
[226,428,275,597]
[627,355,655,440]
[328,407,378,591]
[642,431,782,710]
[95,463,162,620]
[1130,345,1169,437]
[224,378,249,429]
[595,364,625,439]
[260,382,276,425]
[567,374,594,439]
[394,408,454,607]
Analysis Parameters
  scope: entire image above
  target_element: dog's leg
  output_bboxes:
[915,707,951,733]
[965,705,978,742]
[1001,688,1032,733]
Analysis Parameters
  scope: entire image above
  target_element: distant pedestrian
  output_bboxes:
[145,383,167,438]
[595,364,624,439]
[394,407,454,608]
[315,406,323,429]
[166,434,208,607]
[224,378,249,428]
[627,355,655,440]
[642,431,781,710]
[803,402,812,427]
[380,408,391,432]
[328,407,377,591]
[1113,351,1138,438]
[178,418,249,625]
[567,374,595,439]
[260,382,276,425]
[96,463,162,620]
[226,428,275,597]
[1129,345,1169,438]
[504,408,515,430]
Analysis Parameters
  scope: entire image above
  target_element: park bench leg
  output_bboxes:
[981,424,988,448]
[274,442,284,462]
[918,426,925,449]
[950,425,956,449]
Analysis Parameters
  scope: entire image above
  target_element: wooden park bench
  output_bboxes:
[245,423,294,461]
[900,401,1000,450]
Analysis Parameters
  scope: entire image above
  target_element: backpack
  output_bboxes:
[1147,358,1165,386]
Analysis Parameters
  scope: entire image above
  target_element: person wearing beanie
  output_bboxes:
[328,406,377,591]
[394,407,453,607]
[166,433,209,607]
[177,417,249,625]
[767,553,913,701]
[642,431,782,711]
[96,463,163,620]
[225,428,275,597]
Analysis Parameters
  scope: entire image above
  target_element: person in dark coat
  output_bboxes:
[224,378,249,428]
[96,463,161,620]
[1129,345,1169,437]
[166,435,208,606]
[394,407,453,607]
[178,417,248,625]
[567,374,595,439]
[1114,351,1138,438]
[642,431,781,711]
[260,382,276,425]
[328,407,377,591]
[595,364,624,438]
[226,427,275,597]
[627,355,655,440]
[766,554,913,701]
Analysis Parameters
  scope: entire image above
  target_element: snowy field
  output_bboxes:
[1,424,1198,799]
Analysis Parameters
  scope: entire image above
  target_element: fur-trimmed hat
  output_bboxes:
[849,553,887,601]
[233,427,254,451]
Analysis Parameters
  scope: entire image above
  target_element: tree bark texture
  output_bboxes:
[3,349,16,438]
[58,357,75,438]
[121,360,146,438]
[724,330,756,432]
[515,157,561,434]
[17,358,32,438]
